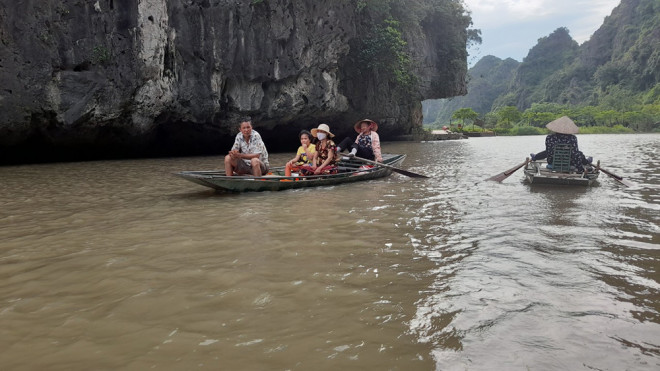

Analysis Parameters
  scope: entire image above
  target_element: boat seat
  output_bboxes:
[551,144,572,173]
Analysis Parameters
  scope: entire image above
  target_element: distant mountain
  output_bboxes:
[423,56,518,124]
[424,0,660,126]
[493,27,579,109]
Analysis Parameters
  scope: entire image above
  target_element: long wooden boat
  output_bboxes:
[175,153,407,192]
[523,160,599,186]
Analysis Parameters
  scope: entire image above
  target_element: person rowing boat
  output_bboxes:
[530,116,592,172]
[337,119,383,163]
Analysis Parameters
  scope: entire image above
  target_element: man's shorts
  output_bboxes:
[236,159,269,175]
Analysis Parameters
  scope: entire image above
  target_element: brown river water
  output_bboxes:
[1,134,658,370]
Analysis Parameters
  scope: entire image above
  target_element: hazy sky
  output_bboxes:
[463,0,621,65]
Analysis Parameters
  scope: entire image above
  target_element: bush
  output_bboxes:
[510,126,545,135]
[578,125,635,134]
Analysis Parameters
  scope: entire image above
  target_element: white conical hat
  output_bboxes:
[546,116,579,134]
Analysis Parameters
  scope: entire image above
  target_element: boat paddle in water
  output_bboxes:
[348,155,429,178]
[594,161,633,187]
[486,158,530,182]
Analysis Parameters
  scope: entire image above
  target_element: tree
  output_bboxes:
[496,106,521,128]
[522,110,555,127]
[452,108,479,130]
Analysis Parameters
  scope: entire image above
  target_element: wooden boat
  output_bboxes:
[524,160,600,186]
[175,153,407,192]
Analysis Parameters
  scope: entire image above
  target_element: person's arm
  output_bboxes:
[315,151,334,174]
[228,135,241,159]
[236,152,260,160]
[231,134,240,152]
[245,133,267,162]
[288,147,303,165]
[371,132,382,162]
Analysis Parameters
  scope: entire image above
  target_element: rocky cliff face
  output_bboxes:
[0,0,469,163]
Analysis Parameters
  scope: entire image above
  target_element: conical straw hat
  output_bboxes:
[311,123,335,137]
[354,119,379,133]
[546,116,579,134]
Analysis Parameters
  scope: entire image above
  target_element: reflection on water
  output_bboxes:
[0,134,658,369]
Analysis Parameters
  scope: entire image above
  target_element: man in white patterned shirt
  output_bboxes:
[224,117,270,176]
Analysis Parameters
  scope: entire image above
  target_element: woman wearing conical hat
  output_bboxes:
[336,119,383,162]
[530,116,592,172]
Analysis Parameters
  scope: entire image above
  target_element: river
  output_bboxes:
[0,134,658,370]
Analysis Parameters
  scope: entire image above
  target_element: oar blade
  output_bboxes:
[613,178,633,187]
[351,155,429,179]
[391,167,429,178]
[619,178,633,187]
[486,172,509,182]
[486,158,530,182]
[596,165,633,187]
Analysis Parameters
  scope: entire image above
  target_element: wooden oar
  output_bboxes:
[349,155,429,178]
[486,158,530,182]
[594,162,632,187]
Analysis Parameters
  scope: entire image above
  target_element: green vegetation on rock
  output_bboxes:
[352,0,478,98]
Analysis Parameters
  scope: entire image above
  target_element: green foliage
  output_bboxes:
[460,125,485,133]
[496,106,521,125]
[578,125,635,134]
[467,28,482,49]
[92,45,111,64]
[492,92,518,109]
[428,97,660,134]
[521,102,660,132]
[353,0,473,97]
[482,112,498,129]
[358,18,416,89]
[452,107,478,129]
[510,125,545,136]
[356,0,393,19]
[598,85,639,111]
[494,124,635,136]
[594,62,627,88]
[522,110,556,127]
[452,107,478,122]
[641,83,660,104]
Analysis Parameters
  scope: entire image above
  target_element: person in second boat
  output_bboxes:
[303,123,338,175]
[336,119,383,163]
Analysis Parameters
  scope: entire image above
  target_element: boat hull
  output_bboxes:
[524,161,599,186]
[176,154,407,192]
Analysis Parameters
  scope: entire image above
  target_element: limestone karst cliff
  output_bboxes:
[0,0,471,163]
[425,0,660,129]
